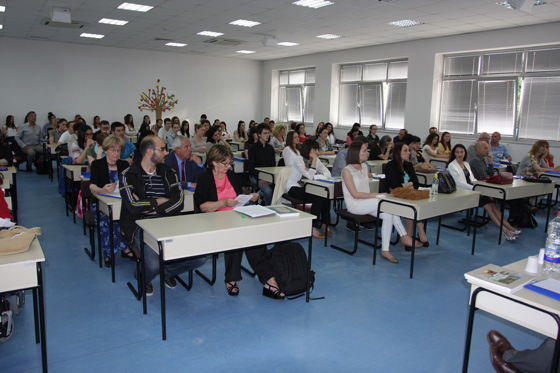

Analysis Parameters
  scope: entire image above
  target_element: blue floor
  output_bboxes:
[1,170,550,372]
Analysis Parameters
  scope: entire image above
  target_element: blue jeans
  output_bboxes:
[134,228,207,283]
[250,176,273,206]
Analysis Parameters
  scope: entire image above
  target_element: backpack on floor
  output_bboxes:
[508,199,538,229]
[34,156,49,175]
[269,242,315,298]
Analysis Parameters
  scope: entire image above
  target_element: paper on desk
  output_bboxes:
[235,194,253,207]
[0,218,15,228]
[532,278,560,293]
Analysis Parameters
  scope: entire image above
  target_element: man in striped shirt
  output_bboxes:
[120,135,206,296]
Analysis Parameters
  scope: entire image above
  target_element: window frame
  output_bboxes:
[278,68,315,124]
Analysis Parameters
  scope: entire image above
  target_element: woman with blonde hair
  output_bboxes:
[269,124,286,154]
[517,140,560,176]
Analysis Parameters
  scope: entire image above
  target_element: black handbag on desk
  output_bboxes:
[437,170,457,194]
[523,176,552,183]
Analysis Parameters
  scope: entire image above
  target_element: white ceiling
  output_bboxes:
[1,0,560,60]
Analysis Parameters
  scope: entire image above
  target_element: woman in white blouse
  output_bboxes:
[342,141,419,263]
[282,130,300,167]
[286,139,331,238]
[124,114,137,138]
[447,144,520,241]
[269,124,286,155]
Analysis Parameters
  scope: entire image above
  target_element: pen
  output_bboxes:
[238,213,246,218]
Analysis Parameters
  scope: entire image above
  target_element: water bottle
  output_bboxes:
[431,174,439,196]
[544,211,560,274]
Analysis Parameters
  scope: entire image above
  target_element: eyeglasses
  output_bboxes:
[106,148,121,154]
[153,146,168,152]
[219,161,234,168]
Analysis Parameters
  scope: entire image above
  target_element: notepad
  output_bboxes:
[524,278,560,301]
[233,205,275,218]
[465,264,535,294]
[268,206,299,217]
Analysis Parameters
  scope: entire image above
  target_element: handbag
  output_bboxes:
[0,226,41,256]
[480,172,513,185]
[414,163,437,173]
[437,170,456,194]
[523,176,552,183]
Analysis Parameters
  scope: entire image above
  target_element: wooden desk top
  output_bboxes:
[472,179,555,200]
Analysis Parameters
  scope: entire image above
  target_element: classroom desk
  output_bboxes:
[318,155,336,167]
[375,188,481,278]
[95,191,195,282]
[333,144,345,151]
[136,207,315,340]
[416,172,435,187]
[366,160,389,174]
[1,166,18,222]
[462,259,560,373]
[472,179,555,244]
[193,152,206,165]
[229,141,242,152]
[429,158,448,168]
[0,238,47,372]
[256,166,286,184]
[42,143,57,181]
[539,172,560,206]
[63,164,87,224]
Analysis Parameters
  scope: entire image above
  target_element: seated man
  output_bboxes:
[15,111,43,172]
[467,132,490,162]
[165,135,205,190]
[158,118,172,140]
[490,131,512,162]
[247,123,276,205]
[119,135,206,296]
[469,141,494,179]
[92,120,110,142]
[111,121,136,164]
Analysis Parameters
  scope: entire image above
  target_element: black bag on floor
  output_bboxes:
[508,199,538,228]
[34,156,49,175]
[269,242,315,298]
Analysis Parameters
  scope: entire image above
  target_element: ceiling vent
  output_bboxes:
[41,17,88,29]
[204,38,245,46]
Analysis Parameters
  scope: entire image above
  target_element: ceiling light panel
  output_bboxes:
[292,0,334,9]
[229,19,261,27]
[278,42,300,46]
[99,18,129,26]
[388,19,424,27]
[197,31,224,37]
[317,34,342,39]
[0,6,5,12]
[80,33,105,39]
[236,50,256,54]
[0,25,3,29]
[117,2,153,12]
[166,42,187,47]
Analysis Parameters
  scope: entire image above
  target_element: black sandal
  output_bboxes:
[121,249,135,261]
[104,257,112,268]
[225,282,239,296]
[263,282,285,300]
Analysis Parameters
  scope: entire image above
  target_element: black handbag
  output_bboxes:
[437,170,457,194]
[523,176,552,183]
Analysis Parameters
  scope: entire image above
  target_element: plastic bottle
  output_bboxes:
[431,174,439,196]
[544,211,560,274]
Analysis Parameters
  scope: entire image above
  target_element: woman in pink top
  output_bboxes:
[194,145,285,300]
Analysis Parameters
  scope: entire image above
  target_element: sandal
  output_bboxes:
[121,249,135,261]
[225,281,239,296]
[104,257,112,268]
[263,282,285,300]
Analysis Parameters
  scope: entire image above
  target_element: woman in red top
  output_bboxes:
[295,123,308,143]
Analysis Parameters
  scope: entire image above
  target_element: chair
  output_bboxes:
[80,180,100,266]
[330,207,380,255]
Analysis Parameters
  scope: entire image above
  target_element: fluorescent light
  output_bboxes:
[80,33,105,39]
[236,50,256,54]
[278,42,299,46]
[317,34,342,39]
[117,2,153,12]
[497,0,545,9]
[229,19,261,27]
[197,31,224,37]
[0,25,3,30]
[0,6,5,12]
[99,18,129,26]
[166,42,187,47]
[292,0,334,9]
[388,19,424,27]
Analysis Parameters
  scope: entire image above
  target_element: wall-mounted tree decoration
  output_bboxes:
[138,79,178,120]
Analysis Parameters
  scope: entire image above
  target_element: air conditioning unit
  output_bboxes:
[41,17,88,29]
[203,38,246,46]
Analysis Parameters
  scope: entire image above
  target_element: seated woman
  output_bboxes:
[194,145,285,299]
[282,130,300,167]
[234,121,248,143]
[180,120,190,139]
[220,121,232,140]
[343,141,419,263]
[313,122,325,137]
[72,124,94,164]
[316,127,335,155]
[517,140,560,176]
[437,131,452,159]
[191,123,208,153]
[422,132,447,162]
[295,123,308,143]
[124,114,137,138]
[325,122,337,145]
[448,144,521,241]
[346,126,360,147]
[269,124,286,155]
[368,135,393,161]
[0,131,14,166]
[286,139,331,238]
[205,125,231,153]
[243,126,259,159]
[167,121,181,149]
[89,135,132,267]
[86,132,108,165]
[385,142,429,249]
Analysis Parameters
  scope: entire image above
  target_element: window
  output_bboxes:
[278,68,315,124]
[338,60,408,129]
[440,47,560,140]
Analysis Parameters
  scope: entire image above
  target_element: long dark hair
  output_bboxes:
[5,115,15,129]
[205,126,221,144]
[439,131,451,152]
[236,121,246,139]
[346,141,363,165]
[124,114,134,129]
[295,123,306,136]
[247,126,258,146]
[285,131,300,155]
[77,124,92,149]
[423,132,439,147]
[181,120,190,137]
[447,144,468,167]
[391,142,414,175]
[300,138,319,160]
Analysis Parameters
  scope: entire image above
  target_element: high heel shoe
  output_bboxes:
[502,232,518,242]
[511,229,523,235]
[263,282,285,300]
[226,282,239,296]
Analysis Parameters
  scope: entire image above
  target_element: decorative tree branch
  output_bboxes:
[137,79,179,120]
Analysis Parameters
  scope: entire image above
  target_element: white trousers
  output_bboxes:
[347,198,407,251]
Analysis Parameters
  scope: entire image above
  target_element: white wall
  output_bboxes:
[0,37,263,130]
[262,22,560,159]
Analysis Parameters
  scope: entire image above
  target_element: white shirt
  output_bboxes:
[286,155,331,191]
[282,147,299,167]
[58,130,70,144]
[158,127,172,139]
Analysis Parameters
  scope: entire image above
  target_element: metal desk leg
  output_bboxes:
[110,206,115,283]
[159,241,166,340]
[471,208,478,255]
[307,234,313,303]
[141,230,147,315]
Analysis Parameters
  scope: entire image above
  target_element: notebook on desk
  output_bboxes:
[465,264,535,294]
[524,278,560,301]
